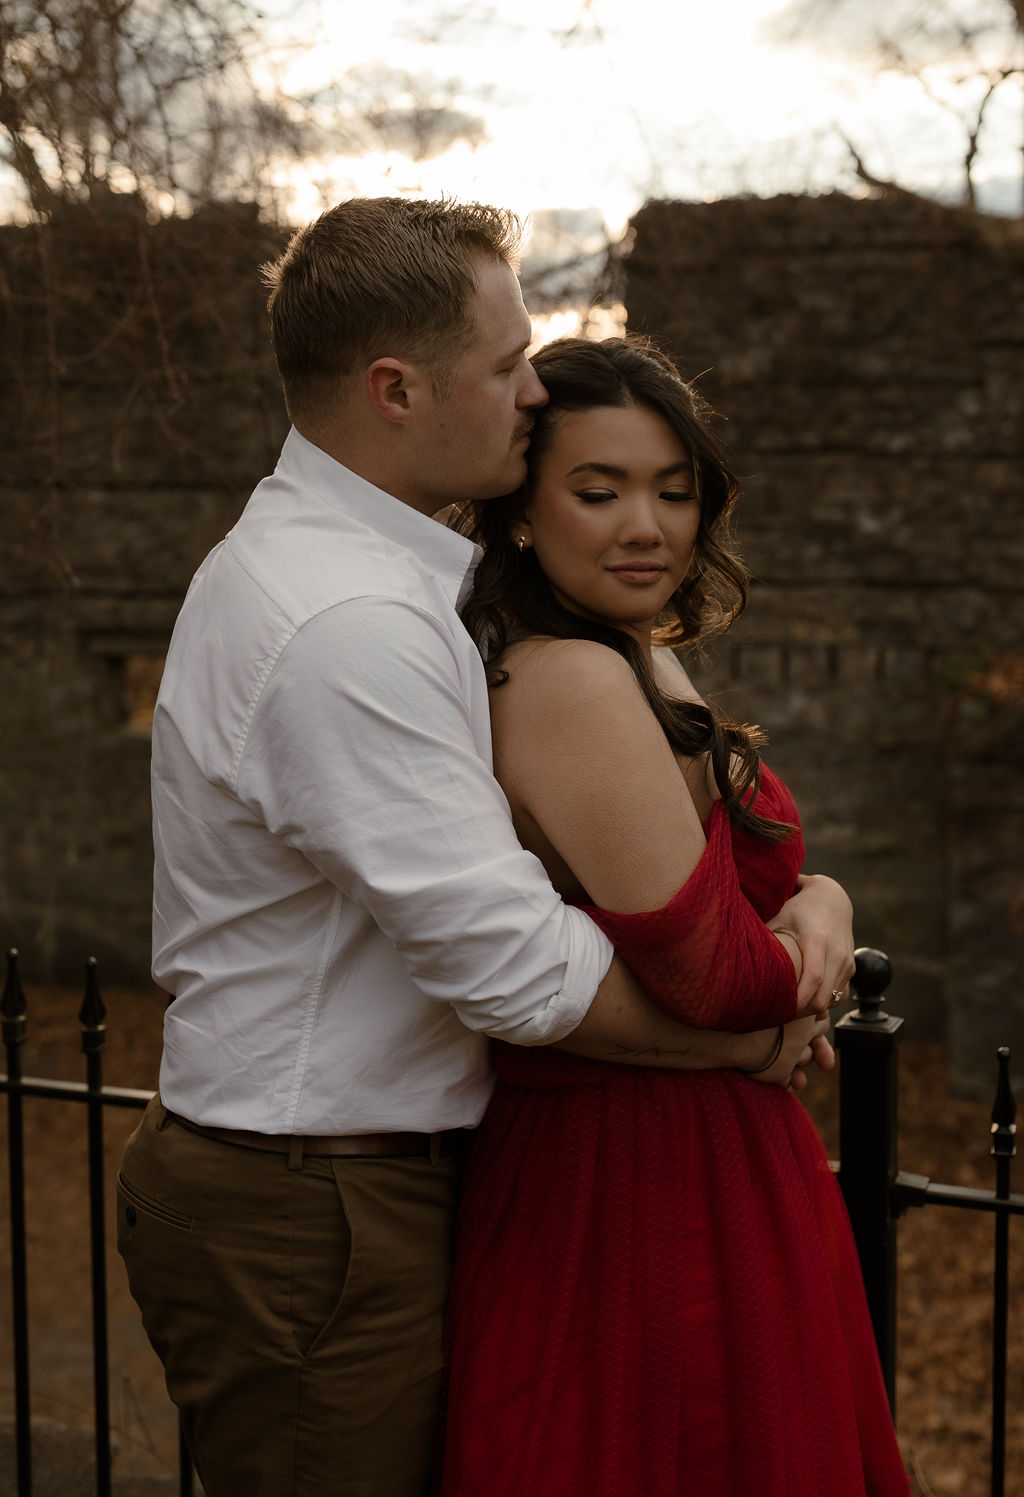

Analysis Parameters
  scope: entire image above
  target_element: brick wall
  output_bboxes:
[623,193,1024,1090]
[0,200,289,981]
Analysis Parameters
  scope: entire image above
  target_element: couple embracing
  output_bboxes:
[117,196,909,1497]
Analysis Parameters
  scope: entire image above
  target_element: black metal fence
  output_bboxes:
[2,945,1020,1497]
[1,950,193,1497]
[835,948,1022,1497]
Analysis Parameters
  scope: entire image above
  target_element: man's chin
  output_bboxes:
[490,455,528,497]
[459,455,529,505]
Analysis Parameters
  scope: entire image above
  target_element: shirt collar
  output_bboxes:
[278,427,482,612]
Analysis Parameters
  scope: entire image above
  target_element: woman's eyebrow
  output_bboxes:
[566,462,626,478]
[565,460,693,479]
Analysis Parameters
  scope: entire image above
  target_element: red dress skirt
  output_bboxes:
[439,768,909,1496]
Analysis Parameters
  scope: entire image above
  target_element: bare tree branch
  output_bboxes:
[769,0,1024,213]
[0,0,308,218]
[838,132,930,200]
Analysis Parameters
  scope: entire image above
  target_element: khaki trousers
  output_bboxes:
[117,1097,461,1497]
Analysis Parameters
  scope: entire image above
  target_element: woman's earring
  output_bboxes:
[515,535,526,552]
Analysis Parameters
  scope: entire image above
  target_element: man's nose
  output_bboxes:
[518,365,549,409]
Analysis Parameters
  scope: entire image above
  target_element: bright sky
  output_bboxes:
[257,0,1023,235]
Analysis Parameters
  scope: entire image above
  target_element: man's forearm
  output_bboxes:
[553,954,781,1073]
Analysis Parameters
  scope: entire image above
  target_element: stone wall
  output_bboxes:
[623,193,1024,1090]
[0,199,289,981]
[2,192,1021,1091]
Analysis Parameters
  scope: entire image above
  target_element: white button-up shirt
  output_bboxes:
[153,428,613,1134]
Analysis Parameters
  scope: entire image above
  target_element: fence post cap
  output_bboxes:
[991,1047,1017,1158]
[847,947,893,1025]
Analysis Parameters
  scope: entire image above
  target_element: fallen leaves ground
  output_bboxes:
[1,982,1021,1493]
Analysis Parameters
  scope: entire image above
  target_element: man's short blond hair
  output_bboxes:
[261,197,522,423]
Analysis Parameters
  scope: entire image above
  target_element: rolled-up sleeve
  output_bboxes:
[234,596,613,1044]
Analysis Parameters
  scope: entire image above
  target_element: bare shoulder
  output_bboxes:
[490,636,670,794]
[491,637,709,911]
[499,636,643,706]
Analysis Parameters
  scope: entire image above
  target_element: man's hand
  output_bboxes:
[746,1011,834,1089]
[787,1030,836,1091]
[768,873,856,1018]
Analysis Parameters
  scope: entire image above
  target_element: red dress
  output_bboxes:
[439,767,909,1496]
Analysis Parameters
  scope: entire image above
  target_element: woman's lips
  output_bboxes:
[606,563,666,584]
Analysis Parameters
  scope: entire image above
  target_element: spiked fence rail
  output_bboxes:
[2,950,193,1497]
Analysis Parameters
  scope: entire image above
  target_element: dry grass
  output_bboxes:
[2,982,1022,1492]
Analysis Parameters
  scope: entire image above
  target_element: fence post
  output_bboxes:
[835,947,903,1412]
[80,958,112,1497]
[990,1046,1016,1497]
[2,949,32,1496]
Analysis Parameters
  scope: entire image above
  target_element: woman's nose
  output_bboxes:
[620,497,663,545]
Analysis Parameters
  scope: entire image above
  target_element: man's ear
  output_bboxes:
[365,357,420,425]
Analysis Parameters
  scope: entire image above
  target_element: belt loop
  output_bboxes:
[429,1132,441,1166]
[287,1135,305,1172]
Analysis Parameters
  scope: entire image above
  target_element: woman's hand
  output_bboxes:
[768,873,856,1018]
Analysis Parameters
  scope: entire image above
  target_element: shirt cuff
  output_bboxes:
[500,907,615,1046]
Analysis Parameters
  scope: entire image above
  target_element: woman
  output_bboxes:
[440,336,909,1496]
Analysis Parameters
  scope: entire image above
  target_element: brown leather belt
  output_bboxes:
[162,1109,464,1160]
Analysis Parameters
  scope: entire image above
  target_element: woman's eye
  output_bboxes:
[661,489,696,503]
[575,489,616,504]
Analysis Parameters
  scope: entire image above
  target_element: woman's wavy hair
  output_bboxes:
[455,334,791,841]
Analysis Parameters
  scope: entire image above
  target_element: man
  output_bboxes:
[117,197,846,1497]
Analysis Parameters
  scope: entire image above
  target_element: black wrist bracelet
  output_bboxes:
[740,1023,785,1076]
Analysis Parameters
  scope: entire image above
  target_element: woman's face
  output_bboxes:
[521,403,700,652]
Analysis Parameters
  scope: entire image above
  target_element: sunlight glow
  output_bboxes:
[252,0,1022,228]
[10,0,1009,226]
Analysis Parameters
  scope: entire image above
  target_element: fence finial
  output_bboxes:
[991,1047,1017,1160]
[2,948,27,1049]
[848,947,893,1026]
[78,956,107,1054]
